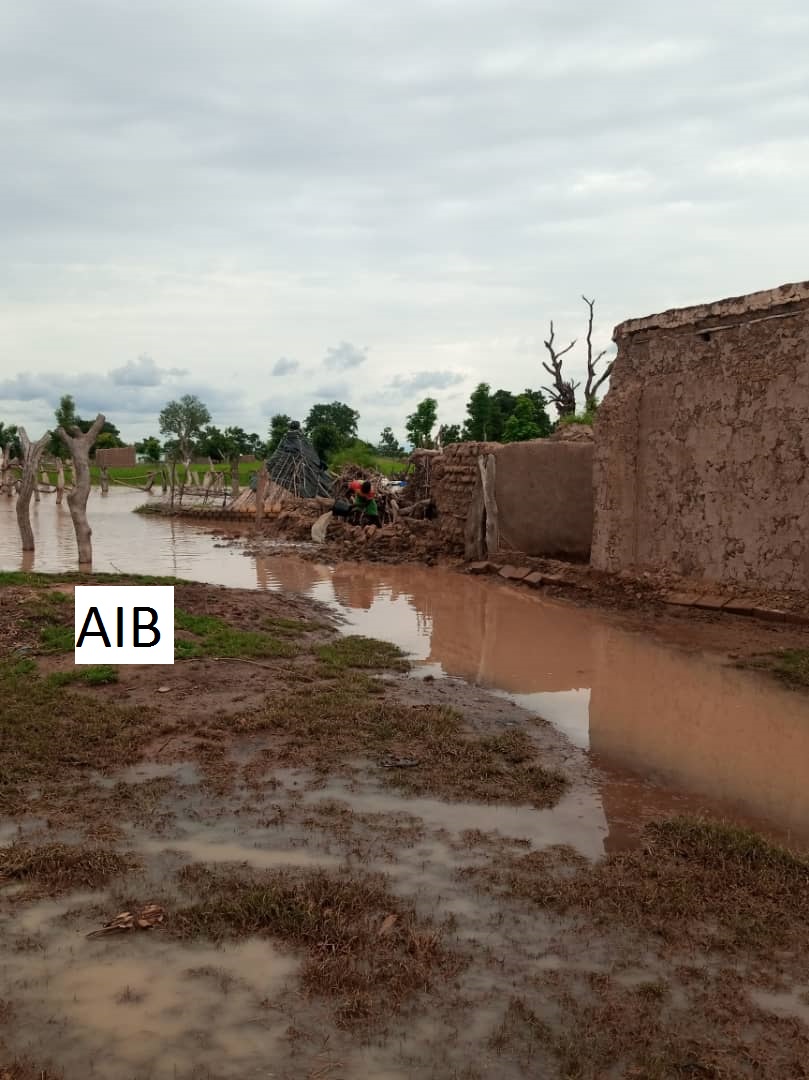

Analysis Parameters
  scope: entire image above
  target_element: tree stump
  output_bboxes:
[57,415,105,566]
[16,428,51,551]
[100,465,110,494]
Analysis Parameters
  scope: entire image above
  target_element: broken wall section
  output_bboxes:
[432,440,593,559]
[592,280,809,590]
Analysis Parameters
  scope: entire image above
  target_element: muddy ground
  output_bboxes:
[3,572,809,1079]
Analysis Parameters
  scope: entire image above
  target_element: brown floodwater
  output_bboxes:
[4,490,809,846]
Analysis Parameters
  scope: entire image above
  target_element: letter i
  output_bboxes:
[117,607,124,647]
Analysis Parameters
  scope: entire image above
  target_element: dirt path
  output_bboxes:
[2,574,809,1078]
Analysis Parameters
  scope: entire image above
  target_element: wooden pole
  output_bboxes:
[230,457,240,499]
[56,458,65,504]
[57,414,105,566]
[478,453,499,557]
[16,428,51,551]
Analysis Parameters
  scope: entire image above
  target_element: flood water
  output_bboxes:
[4,489,809,847]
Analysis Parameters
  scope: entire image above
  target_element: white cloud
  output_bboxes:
[271,356,300,376]
[323,342,368,371]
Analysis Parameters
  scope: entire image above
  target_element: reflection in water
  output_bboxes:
[4,491,809,845]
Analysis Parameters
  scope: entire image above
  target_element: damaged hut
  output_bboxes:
[229,422,335,513]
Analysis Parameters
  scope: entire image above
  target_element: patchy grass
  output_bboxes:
[174,607,296,660]
[232,679,567,807]
[471,818,809,953]
[315,635,410,673]
[0,1060,63,1080]
[45,665,119,688]
[173,864,459,1027]
[0,842,137,893]
[0,660,152,806]
[262,615,329,637]
[747,648,809,688]
[0,571,181,588]
[38,624,75,653]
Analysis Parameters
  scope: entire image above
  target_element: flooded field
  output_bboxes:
[4,493,809,1077]
[3,489,809,846]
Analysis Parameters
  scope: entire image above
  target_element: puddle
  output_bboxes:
[5,490,809,845]
[137,835,340,870]
[3,894,297,1079]
[750,987,809,1026]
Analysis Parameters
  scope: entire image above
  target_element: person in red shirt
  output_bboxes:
[347,479,381,527]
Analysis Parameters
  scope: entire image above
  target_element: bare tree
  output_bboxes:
[542,321,579,417]
[16,428,51,551]
[582,296,613,410]
[57,414,105,566]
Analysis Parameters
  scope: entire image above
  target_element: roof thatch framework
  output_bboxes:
[267,423,335,499]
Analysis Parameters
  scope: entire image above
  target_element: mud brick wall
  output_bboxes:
[432,442,500,548]
[95,446,136,468]
[432,440,593,557]
[592,280,809,590]
[495,441,593,558]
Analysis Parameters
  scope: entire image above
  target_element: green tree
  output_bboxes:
[462,383,493,441]
[489,389,516,441]
[198,425,226,460]
[405,397,438,449]
[158,395,211,462]
[267,413,292,455]
[502,395,545,443]
[310,422,342,461]
[136,436,162,462]
[518,388,553,437]
[304,402,359,445]
[377,426,404,457]
[0,422,21,459]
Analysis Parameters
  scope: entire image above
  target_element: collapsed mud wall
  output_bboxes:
[592,280,809,590]
[432,440,593,558]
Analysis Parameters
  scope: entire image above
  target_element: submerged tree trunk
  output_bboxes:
[229,457,240,499]
[57,415,105,566]
[16,428,51,551]
[56,458,65,504]
[99,465,110,494]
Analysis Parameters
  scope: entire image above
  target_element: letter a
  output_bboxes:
[76,607,112,648]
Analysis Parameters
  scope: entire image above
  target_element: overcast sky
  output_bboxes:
[2,0,808,443]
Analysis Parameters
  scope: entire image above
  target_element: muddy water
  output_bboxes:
[4,490,809,844]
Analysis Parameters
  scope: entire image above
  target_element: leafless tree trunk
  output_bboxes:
[255,463,268,528]
[1,445,11,496]
[57,414,105,566]
[16,428,51,551]
[143,471,155,493]
[56,458,65,504]
[582,296,613,410]
[542,321,580,417]
[99,465,110,494]
[229,457,240,499]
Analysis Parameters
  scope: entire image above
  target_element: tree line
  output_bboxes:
[0,300,610,465]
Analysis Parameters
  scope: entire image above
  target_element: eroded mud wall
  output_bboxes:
[432,440,593,557]
[592,281,809,589]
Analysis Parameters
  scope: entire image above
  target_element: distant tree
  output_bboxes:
[267,413,292,455]
[244,431,264,457]
[489,389,517,441]
[437,423,461,446]
[159,395,211,463]
[541,296,613,416]
[198,425,227,460]
[516,389,552,437]
[502,395,545,443]
[136,436,162,462]
[50,396,125,456]
[377,426,404,457]
[304,402,359,445]
[310,422,342,461]
[0,422,21,459]
[462,383,493,441]
[405,397,438,449]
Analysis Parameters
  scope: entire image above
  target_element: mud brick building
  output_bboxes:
[592,280,809,590]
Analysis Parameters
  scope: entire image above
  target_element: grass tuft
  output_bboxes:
[315,635,409,672]
[0,842,137,892]
[174,607,295,660]
[173,864,459,1027]
[45,665,119,688]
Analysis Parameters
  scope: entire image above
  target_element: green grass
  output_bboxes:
[328,448,405,476]
[39,624,75,653]
[748,648,809,688]
[315,635,410,672]
[174,607,295,660]
[0,570,183,588]
[45,665,119,688]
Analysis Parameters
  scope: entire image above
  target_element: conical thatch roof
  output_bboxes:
[266,422,335,499]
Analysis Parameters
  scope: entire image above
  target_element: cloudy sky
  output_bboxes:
[2,0,808,444]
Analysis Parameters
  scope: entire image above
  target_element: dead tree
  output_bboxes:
[57,414,105,565]
[56,458,66,504]
[16,428,51,551]
[542,321,579,417]
[582,296,613,410]
[229,456,240,499]
[99,464,110,494]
